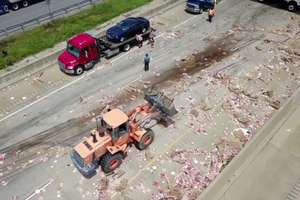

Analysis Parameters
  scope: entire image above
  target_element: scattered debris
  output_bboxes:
[145,149,154,161]
[115,179,128,192]
[255,46,262,51]
[112,170,126,179]
[233,109,250,124]
[269,99,281,110]
[0,153,6,161]
[200,98,213,111]
[262,90,274,98]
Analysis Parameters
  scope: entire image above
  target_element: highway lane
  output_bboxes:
[0,0,101,31]
[0,1,195,149]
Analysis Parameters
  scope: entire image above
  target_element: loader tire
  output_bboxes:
[135,129,154,150]
[100,153,123,173]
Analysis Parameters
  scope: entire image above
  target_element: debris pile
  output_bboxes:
[97,176,110,200]
[151,127,252,200]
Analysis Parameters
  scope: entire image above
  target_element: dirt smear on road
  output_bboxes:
[151,34,236,87]
[1,32,240,154]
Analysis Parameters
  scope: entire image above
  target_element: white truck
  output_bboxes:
[6,0,43,11]
[258,0,299,11]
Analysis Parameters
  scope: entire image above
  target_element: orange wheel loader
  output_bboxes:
[70,88,177,177]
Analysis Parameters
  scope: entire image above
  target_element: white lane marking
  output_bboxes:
[24,179,54,200]
[0,14,199,123]
[0,75,86,123]
[120,76,142,91]
[174,14,198,29]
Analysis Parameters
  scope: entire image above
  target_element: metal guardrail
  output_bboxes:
[0,0,100,39]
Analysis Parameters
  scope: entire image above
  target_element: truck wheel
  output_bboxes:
[100,153,123,173]
[12,3,19,10]
[287,2,297,12]
[23,1,29,7]
[75,66,84,75]
[3,5,8,12]
[122,44,131,52]
[135,129,154,150]
[142,27,147,33]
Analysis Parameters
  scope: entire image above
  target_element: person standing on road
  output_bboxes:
[144,53,150,72]
[149,28,156,48]
[208,5,216,23]
[136,34,143,48]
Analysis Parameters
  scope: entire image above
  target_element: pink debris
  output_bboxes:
[0,153,6,161]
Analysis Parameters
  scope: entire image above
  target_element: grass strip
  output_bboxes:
[0,0,152,70]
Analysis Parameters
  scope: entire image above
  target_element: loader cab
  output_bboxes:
[102,109,130,145]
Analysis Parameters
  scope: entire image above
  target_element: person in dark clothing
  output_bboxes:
[144,53,150,71]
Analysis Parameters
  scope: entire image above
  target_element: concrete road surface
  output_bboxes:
[200,88,300,200]
[0,0,299,199]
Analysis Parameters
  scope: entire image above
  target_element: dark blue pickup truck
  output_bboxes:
[186,0,215,14]
[0,0,9,15]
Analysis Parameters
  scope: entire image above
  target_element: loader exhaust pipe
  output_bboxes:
[91,132,97,143]
[96,116,105,137]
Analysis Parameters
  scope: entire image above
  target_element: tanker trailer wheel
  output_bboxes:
[135,129,154,150]
[100,153,123,173]
[4,5,8,12]
[23,1,29,7]
[12,3,19,10]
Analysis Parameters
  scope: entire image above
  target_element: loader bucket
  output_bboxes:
[144,88,178,117]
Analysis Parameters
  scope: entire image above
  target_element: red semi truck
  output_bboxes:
[58,27,151,75]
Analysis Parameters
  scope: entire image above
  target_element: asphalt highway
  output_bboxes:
[0,0,98,32]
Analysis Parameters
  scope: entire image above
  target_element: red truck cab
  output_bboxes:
[58,33,100,75]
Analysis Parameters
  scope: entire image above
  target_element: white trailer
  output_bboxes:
[7,0,41,11]
[284,0,300,11]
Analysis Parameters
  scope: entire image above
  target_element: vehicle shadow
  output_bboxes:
[250,0,300,15]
